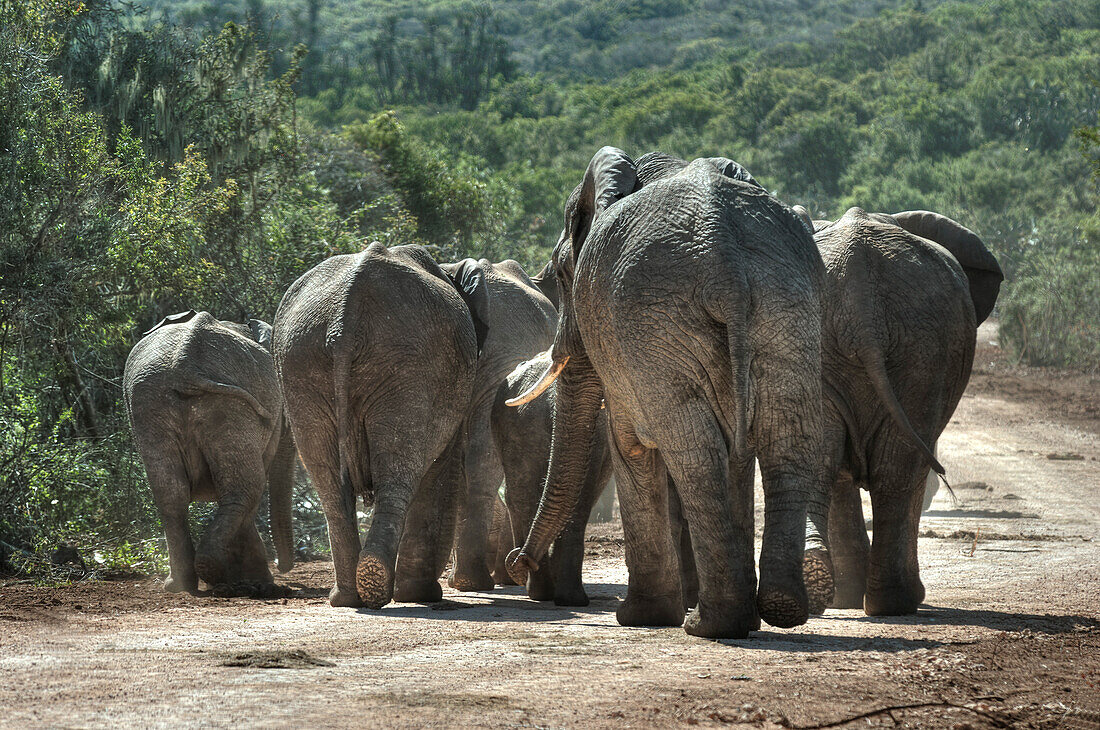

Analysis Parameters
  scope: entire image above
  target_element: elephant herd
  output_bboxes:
[122,146,1003,639]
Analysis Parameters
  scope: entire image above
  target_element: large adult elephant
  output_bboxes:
[796,207,1003,616]
[443,260,558,592]
[506,148,825,639]
[491,351,613,605]
[124,311,295,594]
[274,244,491,609]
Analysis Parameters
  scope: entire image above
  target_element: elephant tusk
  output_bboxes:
[505,356,569,406]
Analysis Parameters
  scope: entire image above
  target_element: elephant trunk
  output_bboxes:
[269,423,297,573]
[507,354,604,584]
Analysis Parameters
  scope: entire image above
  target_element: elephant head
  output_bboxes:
[883,211,1004,324]
[507,146,637,407]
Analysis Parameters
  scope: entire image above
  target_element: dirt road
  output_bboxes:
[2,326,1099,729]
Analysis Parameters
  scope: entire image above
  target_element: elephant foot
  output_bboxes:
[193,553,224,587]
[253,581,293,599]
[163,573,197,594]
[616,593,685,628]
[356,553,394,609]
[829,558,867,609]
[553,583,590,607]
[525,566,555,602]
[394,578,443,603]
[329,584,363,608]
[830,584,866,609]
[448,567,495,593]
[684,601,760,640]
[803,548,835,616]
[756,579,809,629]
[492,566,517,586]
[864,579,924,616]
[211,581,292,599]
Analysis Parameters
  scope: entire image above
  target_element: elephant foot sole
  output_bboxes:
[616,594,685,628]
[394,578,444,603]
[803,548,835,616]
[356,554,394,609]
[684,603,760,640]
[757,584,809,629]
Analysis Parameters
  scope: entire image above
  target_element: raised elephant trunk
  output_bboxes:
[507,354,604,584]
[268,423,297,573]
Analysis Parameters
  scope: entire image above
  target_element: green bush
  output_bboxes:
[1000,237,1100,369]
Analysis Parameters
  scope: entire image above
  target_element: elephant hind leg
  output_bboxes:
[661,407,758,640]
[357,446,437,609]
[827,473,869,609]
[394,438,466,603]
[490,499,516,587]
[144,453,197,594]
[196,450,267,588]
[609,420,684,630]
[450,407,501,592]
[864,448,928,616]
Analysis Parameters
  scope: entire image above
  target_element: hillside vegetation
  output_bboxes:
[1,0,1097,563]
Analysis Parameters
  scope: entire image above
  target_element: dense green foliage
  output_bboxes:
[2,0,1097,569]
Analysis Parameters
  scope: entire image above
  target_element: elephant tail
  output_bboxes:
[268,421,297,573]
[857,346,946,478]
[333,347,354,498]
[715,286,750,456]
[174,378,274,425]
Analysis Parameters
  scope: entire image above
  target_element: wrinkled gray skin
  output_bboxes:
[443,260,558,592]
[124,311,295,594]
[795,207,1003,616]
[273,244,491,609]
[491,352,612,606]
[508,148,825,639]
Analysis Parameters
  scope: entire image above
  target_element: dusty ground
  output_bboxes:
[2,322,1099,729]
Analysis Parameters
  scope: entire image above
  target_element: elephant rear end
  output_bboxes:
[273,243,487,609]
[812,208,996,616]
[124,313,287,593]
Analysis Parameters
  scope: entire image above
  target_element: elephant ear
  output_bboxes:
[142,310,197,336]
[247,319,273,351]
[444,258,492,356]
[529,259,560,311]
[890,211,1004,324]
[701,157,763,190]
[790,205,815,235]
[564,146,638,264]
[634,151,688,187]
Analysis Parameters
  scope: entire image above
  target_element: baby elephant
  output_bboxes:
[492,353,612,606]
[124,311,295,595]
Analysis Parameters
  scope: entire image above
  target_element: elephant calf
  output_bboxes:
[124,311,295,594]
[491,352,612,606]
[798,207,1003,616]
